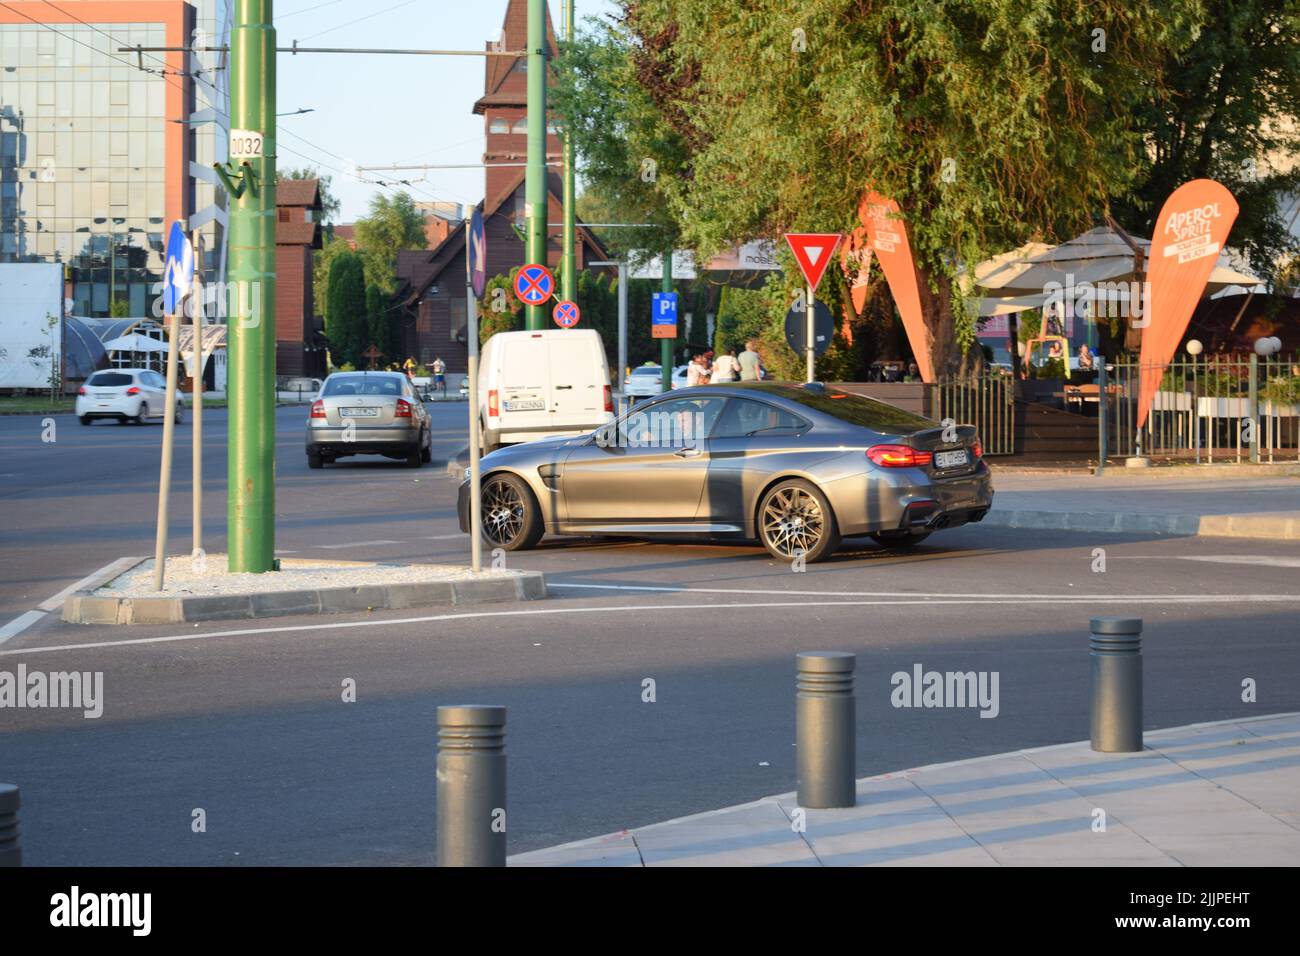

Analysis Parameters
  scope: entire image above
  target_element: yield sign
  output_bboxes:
[514,263,554,306]
[784,233,842,290]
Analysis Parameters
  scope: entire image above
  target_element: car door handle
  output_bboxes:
[674,447,703,458]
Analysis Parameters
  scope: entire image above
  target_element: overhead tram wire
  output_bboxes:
[276,0,349,21]
[297,0,420,43]
[38,0,194,77]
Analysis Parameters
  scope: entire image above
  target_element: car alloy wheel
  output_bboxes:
[480,472,543,551]
[758,479,840,563]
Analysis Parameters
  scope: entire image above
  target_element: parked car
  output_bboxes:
[458,382,993,562]
[76,368,183,425]
[478,329,613,454]
[305,371,432,469]
[624,364,668,398]
[670,364,690,389]
[458,375,470,398]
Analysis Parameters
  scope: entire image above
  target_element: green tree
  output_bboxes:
[478,273,522,345]
[326,251,366,368]
[354,192,427,293]
[365,284,394,364]
[580,1,1202,377]
[314,235,351,325]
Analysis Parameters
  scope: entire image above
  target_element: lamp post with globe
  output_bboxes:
[1187,339,1203,463]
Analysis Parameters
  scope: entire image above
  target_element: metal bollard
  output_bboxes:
[796,652,857,808]
[1090,618,1144,753]
[437,705,506,867]
[0,784,20,867]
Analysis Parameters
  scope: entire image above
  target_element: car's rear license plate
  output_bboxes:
[340,407,379,417]
[506,400,545,411]
[934,449,969,469]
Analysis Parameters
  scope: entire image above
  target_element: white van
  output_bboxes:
[479,328,613,452]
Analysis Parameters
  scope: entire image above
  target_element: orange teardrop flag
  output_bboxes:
[1137,179,1239,429]
[858,191,934,382]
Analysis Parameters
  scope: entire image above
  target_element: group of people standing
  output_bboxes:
[685,339,766,387]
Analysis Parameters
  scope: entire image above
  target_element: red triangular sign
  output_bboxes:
[785,233,842,290]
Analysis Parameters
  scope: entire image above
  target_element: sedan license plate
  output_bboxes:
[934,449,969,469]
[339,407,379,418]
[506,399,545,411]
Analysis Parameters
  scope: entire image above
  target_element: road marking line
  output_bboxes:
[0,610,46,647]
[1108,555,1300,569]
[36,555,142,612]
[316,540,403,549]
[547,582,1300,602]
[5,591,1300,658]
[425,534,464,540]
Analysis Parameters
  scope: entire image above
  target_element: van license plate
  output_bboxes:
[934,450,969,469]
[506,400,545,411]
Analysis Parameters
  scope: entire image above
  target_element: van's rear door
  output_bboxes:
[548,333,603,424]
[500,334,551,428]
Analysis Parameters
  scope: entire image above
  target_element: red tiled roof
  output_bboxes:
[277,178,321,209]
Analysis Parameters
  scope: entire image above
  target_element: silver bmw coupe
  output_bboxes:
[457,382,994,562]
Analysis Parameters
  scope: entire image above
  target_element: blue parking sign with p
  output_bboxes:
[651,292,678,339]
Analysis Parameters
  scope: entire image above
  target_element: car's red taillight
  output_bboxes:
[487,389,500,418]
[603,385,613,413]
[126,386,141,396]
[972,438,983,459]
[78,386,86,396]
[866,444,933,468]
[310,400,326,419]
[395,398,413,418]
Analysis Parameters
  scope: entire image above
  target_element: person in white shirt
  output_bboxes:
[685,354,710,387]
[710,347,740,383]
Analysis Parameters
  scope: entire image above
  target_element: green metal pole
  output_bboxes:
[525,0,548,330]
[560,0,575,305]
[227,0,277,572]
[661,250,673,392]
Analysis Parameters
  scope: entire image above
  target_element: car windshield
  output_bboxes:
[732,383,936,433]
[322,375,402,397]
[87,372,133,387]
[631,367,660,376]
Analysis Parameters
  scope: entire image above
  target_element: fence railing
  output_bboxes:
[1103,354,1300,464]
[933,373,1017,456]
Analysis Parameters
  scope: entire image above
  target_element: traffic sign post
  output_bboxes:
[153,221,194,591]
[514,263,555,308]
[553,300,580,328]
[785,233,842,382]
[466,212,487,574]
[784,300,834,358]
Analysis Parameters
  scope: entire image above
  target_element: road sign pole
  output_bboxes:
[806,282,815,383]
[561,0,576,305]
[227,0,277,573]
[465,220,483,575]
[525,0,547,331]
[661,250,673,393]
[153,304,182,591]
[618,261,628,394]
[191,228,204,560]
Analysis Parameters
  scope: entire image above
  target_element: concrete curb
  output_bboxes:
[61,557,546,626]
[983,508,1300,539]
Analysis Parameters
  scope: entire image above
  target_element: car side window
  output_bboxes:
[712,399,808,438]
[620,396,726,448]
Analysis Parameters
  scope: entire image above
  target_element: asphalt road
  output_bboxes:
[2,405,1299,864]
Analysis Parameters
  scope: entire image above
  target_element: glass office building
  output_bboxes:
[0,2,230,318]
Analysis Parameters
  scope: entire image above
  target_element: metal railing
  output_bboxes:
[933,372,1017,456]
[1103,354,1300,464]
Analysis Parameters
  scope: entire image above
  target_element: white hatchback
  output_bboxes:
[76,368,183,426]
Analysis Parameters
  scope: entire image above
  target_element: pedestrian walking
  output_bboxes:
[738,339,762,382]
[432,356,446,396]
[711,347,740,383]
[685,353,710,387]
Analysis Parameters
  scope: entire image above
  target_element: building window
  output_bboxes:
[489,117,509,134]
[511,118,528,134]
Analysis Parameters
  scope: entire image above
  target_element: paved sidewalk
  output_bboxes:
[510,713,1300,866]
[986,471,1300,539]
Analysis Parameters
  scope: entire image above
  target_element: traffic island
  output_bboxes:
[61,554,545,626]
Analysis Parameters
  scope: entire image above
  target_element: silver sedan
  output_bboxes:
[457,382,994,562]
[306,371,432,469]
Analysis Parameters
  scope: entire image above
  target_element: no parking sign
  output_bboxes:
[553,300,580,328]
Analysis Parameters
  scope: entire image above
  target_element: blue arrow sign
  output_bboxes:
[469,208,487,299]
[162,221,194,315]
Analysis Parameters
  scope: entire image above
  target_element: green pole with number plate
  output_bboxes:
[525,0,547,330]
[226,0,277,572]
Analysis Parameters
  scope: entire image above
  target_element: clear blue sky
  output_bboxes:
[273,0,617,223]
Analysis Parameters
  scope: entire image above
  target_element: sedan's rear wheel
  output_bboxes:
[758,478,840,563]
[79,415,91,426]
[307,453,323,469]
[480,472,543,551]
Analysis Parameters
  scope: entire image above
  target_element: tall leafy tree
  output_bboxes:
[325,250,366,368]
[354,192,427,294]
[574,1,1203,376]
